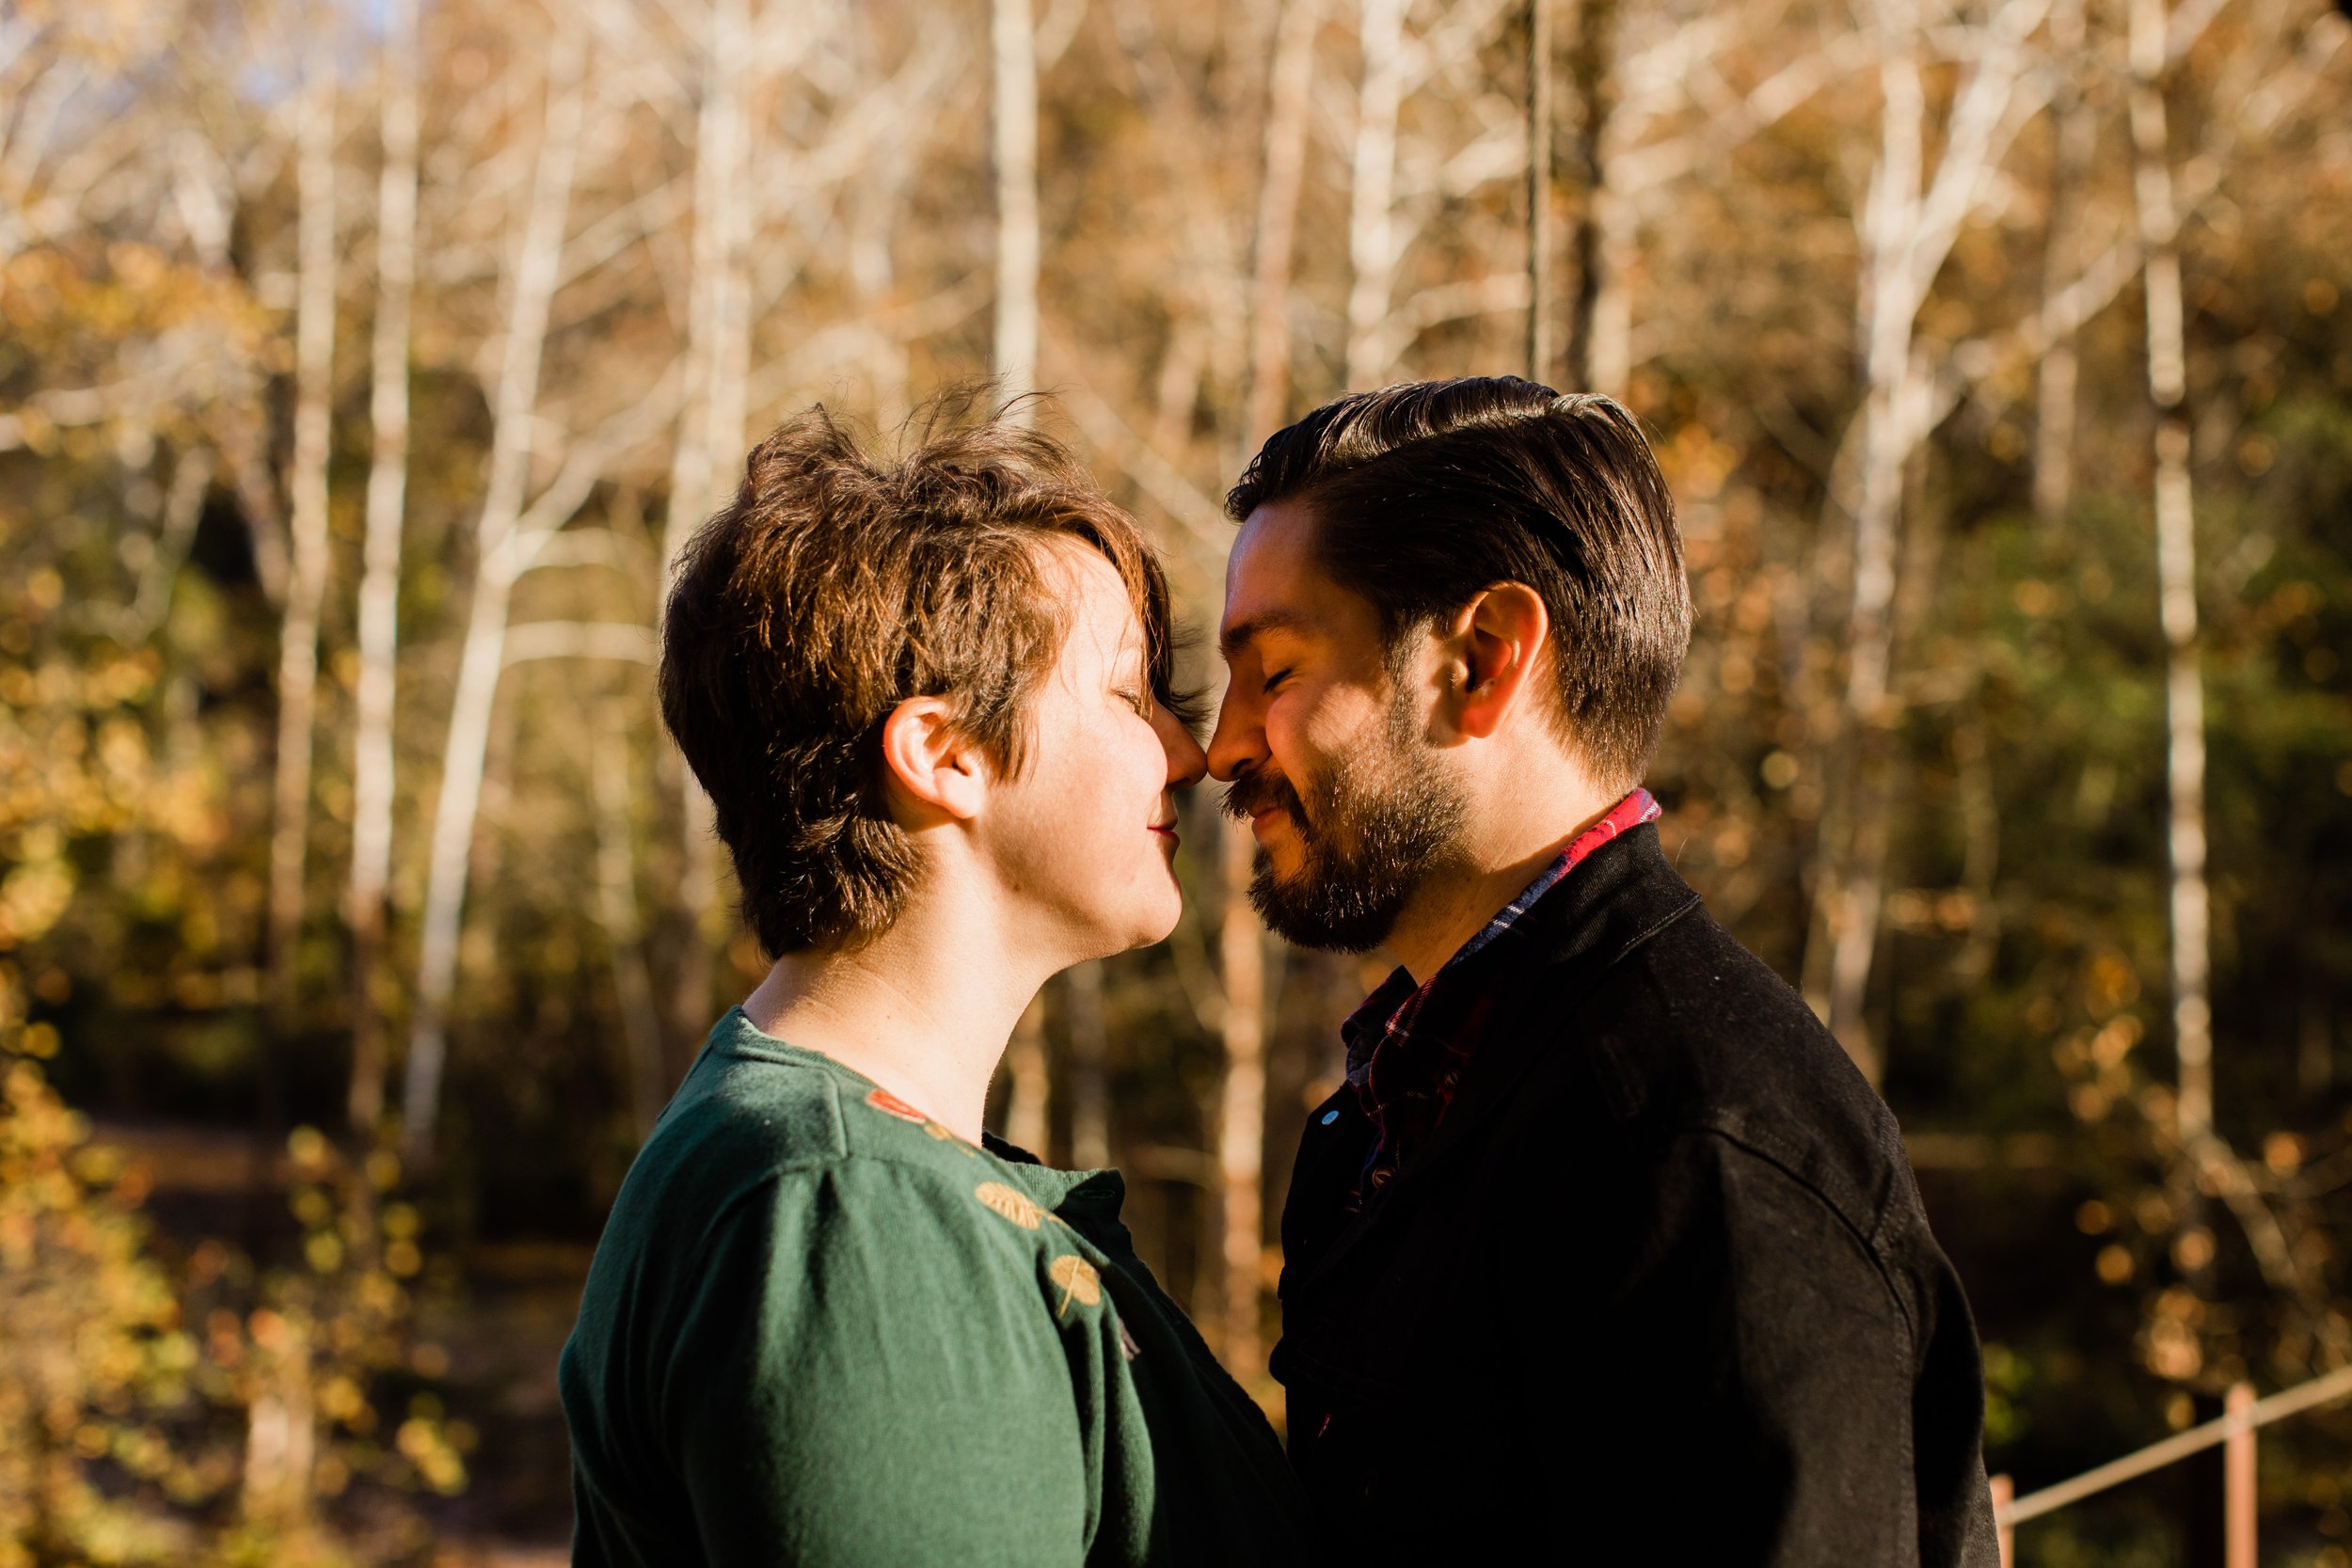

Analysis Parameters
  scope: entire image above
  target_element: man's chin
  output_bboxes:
[1247,864,1402,955]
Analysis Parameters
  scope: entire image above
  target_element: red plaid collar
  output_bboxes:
[1338,788,1661,1200]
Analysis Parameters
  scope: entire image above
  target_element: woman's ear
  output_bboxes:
[877,696,989,825]
[1436,582,1550,741]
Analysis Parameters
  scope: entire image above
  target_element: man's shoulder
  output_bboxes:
[1563,907,1920,1246]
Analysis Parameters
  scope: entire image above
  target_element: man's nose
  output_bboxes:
[1204,689,1260,783]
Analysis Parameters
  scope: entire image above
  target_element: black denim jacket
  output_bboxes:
[1273,824,1999,1567]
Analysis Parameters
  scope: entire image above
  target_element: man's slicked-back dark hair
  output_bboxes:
[1226,377,1690,788]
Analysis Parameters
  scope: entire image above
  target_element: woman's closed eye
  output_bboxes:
[1261,667,1294,696]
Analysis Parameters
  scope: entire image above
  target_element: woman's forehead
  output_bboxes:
[1041,539,1147,665]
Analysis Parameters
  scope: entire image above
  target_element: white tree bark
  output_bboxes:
[268,43,338,1025]
[1343,0,1410,388]
[1804,0,2048,1080]
[348,0,420,1132]
[403,30,588,1154]
[2032,0,2092,521]
[593,712,669,1142]
[1569,0,1626,392]
[2129,0,2212,1147]
[1245,0,1321,446]
[1527,0,1557,381]
[661,0,755,1057]
[239,1316,315,1526]
[993,0,1041,417]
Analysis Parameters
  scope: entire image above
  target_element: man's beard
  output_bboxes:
[1219,689,1467,953]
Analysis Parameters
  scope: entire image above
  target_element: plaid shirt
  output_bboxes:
[1340,788,1662,1203]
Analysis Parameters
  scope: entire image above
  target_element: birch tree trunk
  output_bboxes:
[1564,0,1620,391]
[240,1317,315,1528]
[662,0,754,1061]
[348,0,420,1132]
[2032,0,2092,521]
[267,46,337,1027]
[1526,0,1557,381]
[1801,0,2045,1081]
[1245,0,1320,446]
[1343,0,1410,388]
[402,32,587,1154]
[993,0,1041,419]
[2129,0,2213,1148]
[1804,1,1926,1084]
[1215,815,1268,1372]
[594,714,668,1143]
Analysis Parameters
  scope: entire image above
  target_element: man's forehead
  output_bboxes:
[1219,500,1323,654]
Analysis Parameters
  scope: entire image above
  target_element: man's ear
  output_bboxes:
[877,696,990,825]
[1436,582,1550,741]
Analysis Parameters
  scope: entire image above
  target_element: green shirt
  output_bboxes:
[561,1009,1311,1565]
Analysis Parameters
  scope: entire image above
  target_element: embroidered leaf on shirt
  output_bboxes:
[975,1181,1042,1229]
[925,1120,978,1158]
[866,1088,929,1125]
[1048,1254,1102,1318]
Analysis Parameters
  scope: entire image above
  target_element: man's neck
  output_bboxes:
[741,877,1058,1144]
[1381,786,1621,985]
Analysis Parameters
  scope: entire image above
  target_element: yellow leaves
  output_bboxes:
[975,1180,1042,1229]
[395,1414,468,1495]
[285,1126,331,1175]
[1048,1254,1102,1319]
[317,1374,366,1425]
[0,854,74,951]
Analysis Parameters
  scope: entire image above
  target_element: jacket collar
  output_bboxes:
[1285,821,1704,1300]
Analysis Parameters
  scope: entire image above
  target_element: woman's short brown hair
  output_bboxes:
[660,399,1186,957]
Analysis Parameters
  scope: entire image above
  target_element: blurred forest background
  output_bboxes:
[4,0,2351,1560]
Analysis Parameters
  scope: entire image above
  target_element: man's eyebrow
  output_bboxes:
[1217,610,1310,662]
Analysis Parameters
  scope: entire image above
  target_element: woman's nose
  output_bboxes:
[1159,707,1209,790]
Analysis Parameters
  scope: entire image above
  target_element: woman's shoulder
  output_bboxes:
[614,1021,1060,1262]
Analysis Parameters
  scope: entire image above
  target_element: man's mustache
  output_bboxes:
[1220,768,1307,826]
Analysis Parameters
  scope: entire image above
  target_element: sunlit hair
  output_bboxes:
[660,390,1194,958]
[1227,376,1691,789]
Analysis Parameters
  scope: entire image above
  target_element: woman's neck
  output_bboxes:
[740,880,1054,1143]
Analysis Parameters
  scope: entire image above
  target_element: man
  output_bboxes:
[1208,377,1997,1565]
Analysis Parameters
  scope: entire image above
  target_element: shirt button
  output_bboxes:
[1320,1109,1340,1126]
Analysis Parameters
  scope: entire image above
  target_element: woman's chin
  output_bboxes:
[1125,885,1186,951]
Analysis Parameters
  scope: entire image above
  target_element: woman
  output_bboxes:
[560,401,1311,1565]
